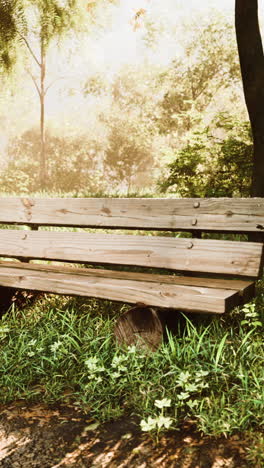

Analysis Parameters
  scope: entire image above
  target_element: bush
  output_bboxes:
[159,113,253,197]
[0,128,105,194]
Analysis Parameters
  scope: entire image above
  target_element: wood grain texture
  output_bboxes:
[0,260,254,293]
[0,261,242,313]
[0,197,264,232]
[0,230,262,277]
[114,306,164,351]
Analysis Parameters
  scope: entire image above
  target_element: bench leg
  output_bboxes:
[114,305,164,351]
[0,286,16,318]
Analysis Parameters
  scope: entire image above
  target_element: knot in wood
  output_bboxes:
[187,242,193,249]
[256,224,264,230]
[191,218,197,226]
[22,198,34,222]
[226,210,233,217]
[22,198,35,208]
[193,201,200,208]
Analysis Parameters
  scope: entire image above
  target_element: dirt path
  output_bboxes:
[0,402,251,467]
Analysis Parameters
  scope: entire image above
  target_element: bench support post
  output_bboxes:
[114,305,164,351]
[0,286,16,318]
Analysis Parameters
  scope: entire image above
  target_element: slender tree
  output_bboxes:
[0,0,87,188]
[1,0,116,190]
[17,0,87,189]
[235,0,264,197]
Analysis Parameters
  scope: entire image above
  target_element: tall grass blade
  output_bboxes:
[214,332,228,369]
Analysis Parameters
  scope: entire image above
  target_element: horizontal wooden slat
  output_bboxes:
[0,261,243,313]
[0,197,264,232]
[0,230,262,277]
[0,261,256,302]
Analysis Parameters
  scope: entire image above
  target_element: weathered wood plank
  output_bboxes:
[0,230,262,277]
[0,261,255,303]
[0,260,255,294]
[0,197,264,232]
[0,261,242,313]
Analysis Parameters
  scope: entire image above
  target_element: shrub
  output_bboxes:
[159,113,253,197]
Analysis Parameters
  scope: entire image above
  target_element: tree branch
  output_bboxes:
[19,34,41,68]
[44,78,61,95]
[26,67,41,98]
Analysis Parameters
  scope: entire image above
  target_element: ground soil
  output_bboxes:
[0,402,253,468]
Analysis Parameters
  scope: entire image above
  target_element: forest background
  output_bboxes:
[1,0,263,198]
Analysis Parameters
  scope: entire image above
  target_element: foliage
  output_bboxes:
[103,114,156,194]
[246,432,264,468]
[1,128,105,193]
[159,113,253,197]
[32,0,86,51]
[157,16,240,136]
[0,286,263,438]
[83,64,163,193]
[83,72,109,97]
[0,0,26,72]
[0,0,86,72]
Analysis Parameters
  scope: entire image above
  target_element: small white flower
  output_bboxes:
[85,357,105,373]
[111,355,127,368]
[185,383,199,392]
[28,339,37,346]
[140,416,157,431]
[50,341,62,353]
[156,415,173,429]
[154,398,171,409]
[187,399,199,409]
[177,371,191,384]
[178,392,190,400]
[196,370,209,378]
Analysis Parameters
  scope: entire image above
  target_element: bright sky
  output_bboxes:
[87,0,234,71]
[79,0,263,77]
[59,0,264,93]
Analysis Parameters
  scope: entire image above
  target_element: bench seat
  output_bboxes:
[0,261,256,314]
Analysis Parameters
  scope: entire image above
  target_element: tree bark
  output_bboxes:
[40,42,47,189]
[235,0,264,197]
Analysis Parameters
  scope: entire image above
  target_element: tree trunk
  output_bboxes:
[40,42,47,189]
[235,0,264,197]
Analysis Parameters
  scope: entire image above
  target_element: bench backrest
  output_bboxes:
[0,197,263,279]
[0,197,264,232]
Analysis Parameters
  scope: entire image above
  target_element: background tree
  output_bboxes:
[16,0,87,189]
[157,16,240,137]
[235,0,264,197]
[103,114,155,194]
[3,127,103,194]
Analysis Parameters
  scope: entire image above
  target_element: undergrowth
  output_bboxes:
[0,286,263,445]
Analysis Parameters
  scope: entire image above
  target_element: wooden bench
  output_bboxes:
[0,197,263,316]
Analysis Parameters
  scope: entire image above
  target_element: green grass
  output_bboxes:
[0,284,263,441]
